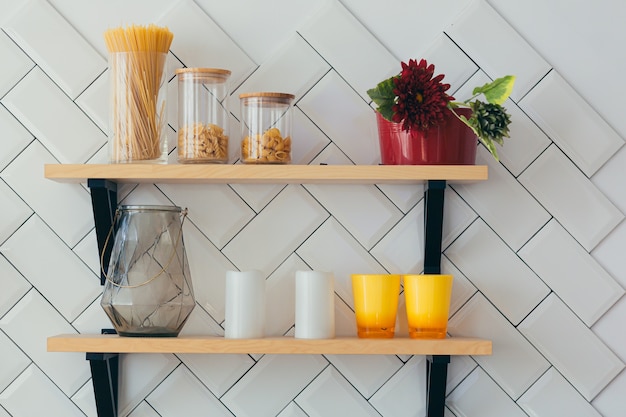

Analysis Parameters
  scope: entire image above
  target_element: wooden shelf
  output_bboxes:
[47,334,492,356]
[44,162,491,417]
[44,164,487,184]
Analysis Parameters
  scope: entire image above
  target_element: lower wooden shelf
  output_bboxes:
[47,334,491,356]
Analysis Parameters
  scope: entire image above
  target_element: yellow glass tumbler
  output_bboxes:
[403,274,453,339]
[351,274,401,338]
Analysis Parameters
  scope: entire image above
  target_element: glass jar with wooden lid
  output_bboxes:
[176,68,231,163]
[239,92,294,164]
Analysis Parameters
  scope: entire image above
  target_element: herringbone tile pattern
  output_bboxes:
[0,1,625,416]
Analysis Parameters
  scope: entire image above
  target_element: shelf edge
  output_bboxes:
[47,334,492,355]
[44,164,488,184]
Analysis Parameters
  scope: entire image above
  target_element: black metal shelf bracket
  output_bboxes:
[87,179,118,285]
[87,179,120,417]
[424,180,446,274]
[423,180,449,417]
[426,354,451,417]
[87,352,119,417]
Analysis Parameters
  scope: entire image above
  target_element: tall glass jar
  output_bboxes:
[239,92,294,164]
[101,205,195,337]
[108,52,169,163]
[176,68,231,163]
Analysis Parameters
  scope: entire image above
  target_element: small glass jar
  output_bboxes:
[239,92,294,164]
[176,68,231,163]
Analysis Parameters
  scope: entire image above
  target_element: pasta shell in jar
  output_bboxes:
[176,68,231,163]
[239,92,294,164]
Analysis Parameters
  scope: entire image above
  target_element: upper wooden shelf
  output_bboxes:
[48,334,492,356]
[44,164,488,184]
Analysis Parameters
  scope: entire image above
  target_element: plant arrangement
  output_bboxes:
[367,58,515,160]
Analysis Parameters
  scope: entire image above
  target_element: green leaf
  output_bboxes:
[481,137,500,161]
[367,77,397,121]
[456,113,501,161]
[458,114,480,137]
[472,75,516,105]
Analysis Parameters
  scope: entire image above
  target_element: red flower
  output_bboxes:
[391,59,453,132]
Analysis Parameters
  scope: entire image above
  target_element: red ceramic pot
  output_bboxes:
[376,108,477,165]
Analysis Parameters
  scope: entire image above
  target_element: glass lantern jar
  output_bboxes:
[100,205,195,337]
[176,68,231,163]
[239,92,294,164]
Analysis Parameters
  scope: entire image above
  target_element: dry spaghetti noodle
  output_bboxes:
[104,24,173,162]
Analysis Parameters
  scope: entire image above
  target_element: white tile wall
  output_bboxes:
[221,354,328,417]
[277,402,309,417]
[158,183,255,249]
[232,35,331,114]
[2,67,106,163]
[368,355,427,417]
[201,0,330,62]
[222,184,328,275]
[445,0,551,101]
[341,0,468,60]
[421,34,478,94]
[447,294,550,399]
[296,218,388,307]
[446,367,528,417]
[117,353,180,417]
[0,290,90,396]
[0,331,30,394]
[0,141,94,247]
[520,71,624,176]
[324,354,402,398]
[2,216,101,321]
[0,365,85,417]
[1,0,625,416]
[518,367,602,417]
[519,144,624,251]
[147,366,233,417]
[304,182,403,249]
[0,31,34,101]
[295,367,381,417]
[297,70,380,164]
[3,0,106,100]
[298,0,398,102]
[593,296,626,363]
[592,370,626,417]
[159,0,256,88]
[371,187,477,274]
[0,105,33,172]
[519,219,624,326]
[127,402,162,417]
[518,294,625,400]
[453,146,551,251]
[0,255,31,318]
[182,221,237,322]
[0,179,32,245]
[445,220,550,325]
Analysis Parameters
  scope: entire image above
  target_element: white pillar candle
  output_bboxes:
[295,270,335,339]
[224,270,265,339]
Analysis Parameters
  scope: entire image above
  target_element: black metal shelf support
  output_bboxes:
[88,179,118,285]
[87,179,120,417]
[426,354,451,417]
[424,179,446,274]
[87,352,119,417]
[423,180,449,417]
[83,177,452,417]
